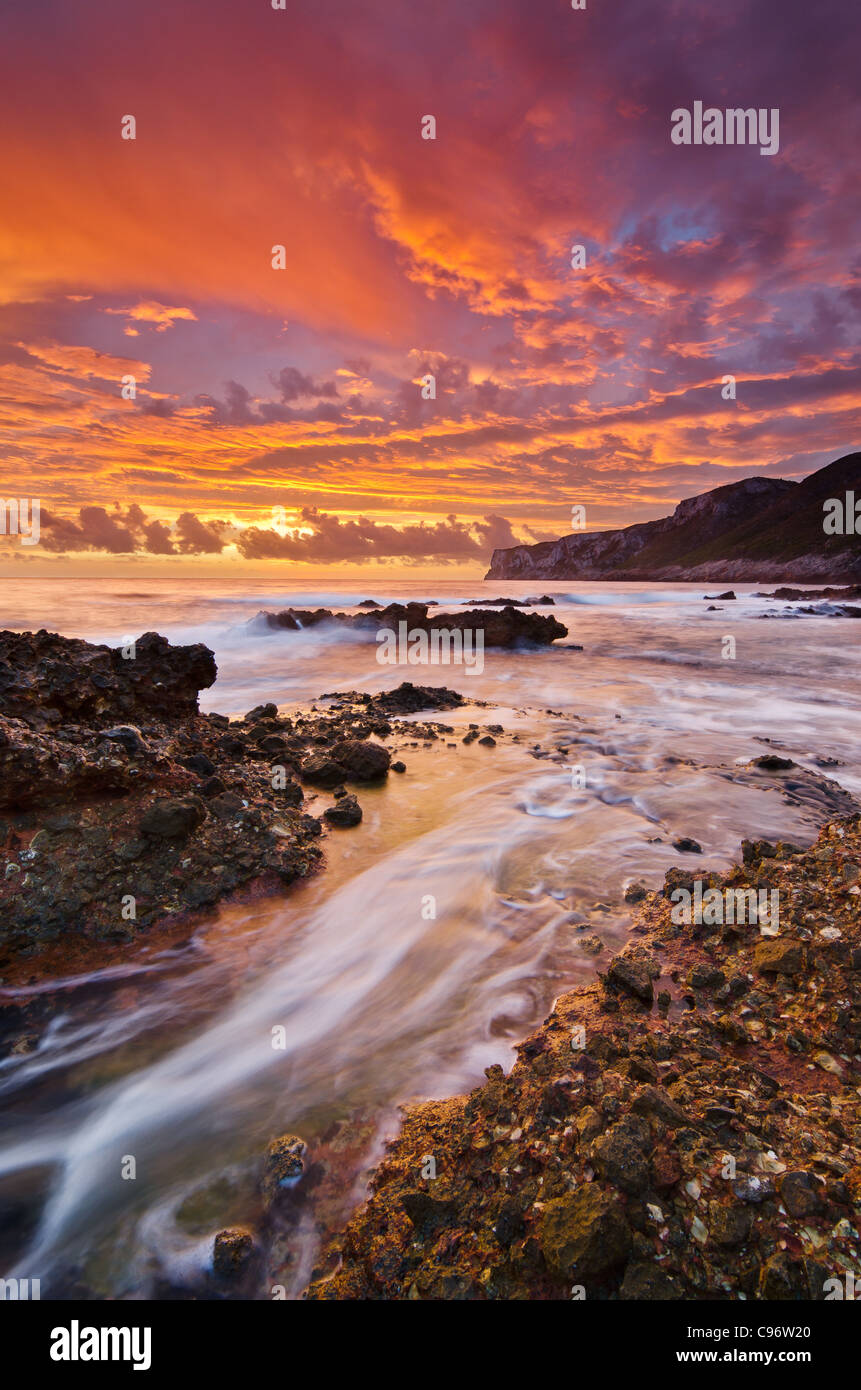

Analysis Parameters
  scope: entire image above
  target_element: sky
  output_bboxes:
[1,0,859,577]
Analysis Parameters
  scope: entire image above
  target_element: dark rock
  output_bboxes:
[672,837,702,854]
[707,1201,752,1247]
[259,735,288,756]
[391,760,406,773]
[217,733,248,758]
[300,752,346,789]
[605,953,657,1003]
[139,796,206,839]
[212,1227,254,1278]
[276,779,304,807]
[494,1195,526,1246]
[401,1191,458,1238]
[261,1135,306,1209]
[0,718,138,810]
[464,595,556,607]
[742,838,778,864]
[753,754,796,771]
[324,795,362,828]
[368,683,463,714]
[102,725,148,755]
[631,1085,690,1128]
[255,603,567,648]
[778,1170,823,1219]
[181,752,215,777]
[758,1252,810,1300]
[731,1175,774,1204]
[0,628,216,725]
[330,740,390,782]
[245,703,278,722]
[591,1115,652,1194]
[538,1186,631,1282]
[689,965,726,989]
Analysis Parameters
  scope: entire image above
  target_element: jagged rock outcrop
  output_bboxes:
[486,452,861,582]
[253,602,567,646]
[0,629,217,727]
[0,658,472,956]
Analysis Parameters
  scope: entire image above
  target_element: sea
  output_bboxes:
[0,576,859,1296]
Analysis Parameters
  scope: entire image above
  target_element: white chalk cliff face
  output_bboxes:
[486,453,861,582]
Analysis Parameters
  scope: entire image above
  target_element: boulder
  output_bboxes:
[329,740,390,782]
[261,1135,306,1209]
[605,952,657,1003]
[324,795,363,828]
[181,752,215,777]
[538,1186,631,1282]
[245,702,278,722]
[300,752,347,789]
[102,725,148,755]
[212,1227,254,1278]
[140,796,206,839]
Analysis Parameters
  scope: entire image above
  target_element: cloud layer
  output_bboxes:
[1,0,858,566]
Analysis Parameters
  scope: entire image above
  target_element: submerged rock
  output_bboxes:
[371,683,463,714]
[324,795,362,828]
[212,1227,254,1278]
[254,602,567,648]
[261,1135,306,1209]
[301,740,390,787]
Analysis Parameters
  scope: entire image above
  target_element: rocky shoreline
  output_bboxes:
[2,627,860,1302]
[0,628,472,987]
[304,819,861,1301]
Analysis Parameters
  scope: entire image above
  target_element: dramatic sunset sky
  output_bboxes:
[1,0,859,576]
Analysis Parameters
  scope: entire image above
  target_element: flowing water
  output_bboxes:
[1,578,859,1297]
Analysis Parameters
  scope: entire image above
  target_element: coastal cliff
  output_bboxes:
[486,452,861,582]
